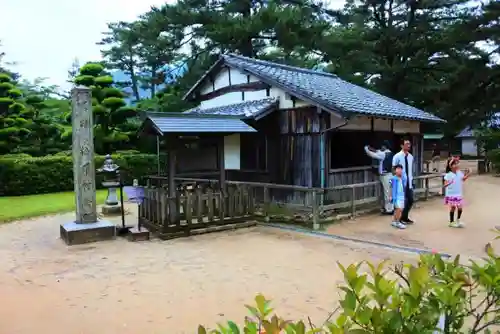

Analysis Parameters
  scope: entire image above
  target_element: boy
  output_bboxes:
[389,164,407,229]
[443,160,470,228]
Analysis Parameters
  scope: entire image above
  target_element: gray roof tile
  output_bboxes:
[222,54,444,123]
[456,112,500,138]
[145,113,257,135]
[184,98,277,118]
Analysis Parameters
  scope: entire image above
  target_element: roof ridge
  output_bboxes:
[224,53,338,79]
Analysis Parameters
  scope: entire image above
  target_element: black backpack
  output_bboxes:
[382,151,394,173]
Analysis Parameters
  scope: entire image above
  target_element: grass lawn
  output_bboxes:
[0,189,122,223]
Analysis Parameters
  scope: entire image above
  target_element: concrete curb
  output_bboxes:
[260,222,452,258]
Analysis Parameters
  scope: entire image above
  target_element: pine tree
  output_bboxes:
[0,73,32,154]
[74,62,137,153]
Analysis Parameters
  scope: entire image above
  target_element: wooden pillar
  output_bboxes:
[166,137,177,223]
[218,136,226,190]
[167,146,176,197]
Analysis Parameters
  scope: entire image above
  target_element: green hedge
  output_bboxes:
[0,153,158,196]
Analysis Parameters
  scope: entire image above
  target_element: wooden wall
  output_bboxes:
[276,106,328,188]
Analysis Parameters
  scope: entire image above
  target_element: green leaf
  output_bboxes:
[198,325,208,334]
[244,305,259,318]
[227,321,240,334]
[356,307,372,325]
[343,290,357,313]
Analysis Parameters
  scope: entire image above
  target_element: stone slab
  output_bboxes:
[60,220,116,246]
[127,227,150,242]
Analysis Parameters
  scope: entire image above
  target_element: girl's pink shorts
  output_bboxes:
[444,196,463,206]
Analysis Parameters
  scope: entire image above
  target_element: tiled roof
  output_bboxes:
[184,98,277,119]
[456,112,500,138]
[143,112,256,135]
[221,54,444,123]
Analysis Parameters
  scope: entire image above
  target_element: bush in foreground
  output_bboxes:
[199,232,499,333]
[0,153,158,196]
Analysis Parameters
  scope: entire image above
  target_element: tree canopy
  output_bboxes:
[1,0,499,157]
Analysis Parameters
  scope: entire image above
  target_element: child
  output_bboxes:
[443,160,470,228]
[445,151,461,173]
[389,164,407,229]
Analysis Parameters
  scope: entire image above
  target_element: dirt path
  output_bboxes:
[326,175,500,258]
[0,172,497,333]
[0,213,413,334]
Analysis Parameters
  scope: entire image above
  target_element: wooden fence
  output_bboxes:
[323,173,444,217]
[139,173,445,237]
[140,176,324,238]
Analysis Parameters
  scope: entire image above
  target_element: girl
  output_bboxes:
[389,164,407,229]
[443,160,470,228]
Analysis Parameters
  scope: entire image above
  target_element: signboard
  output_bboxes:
[123,186,145,204]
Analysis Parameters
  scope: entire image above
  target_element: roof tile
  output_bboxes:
[146,113,257,134]
[184,98,277,118]
[223,54,444,123]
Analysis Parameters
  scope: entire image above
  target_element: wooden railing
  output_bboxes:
[139,173,445,236]
[140,176,325,235]
[323,173,444,216]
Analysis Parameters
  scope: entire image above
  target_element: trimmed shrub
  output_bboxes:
[0,153,158,196]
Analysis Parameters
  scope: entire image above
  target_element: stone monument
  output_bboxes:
[60,86,116,246]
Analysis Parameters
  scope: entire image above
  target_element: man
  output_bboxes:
[364,140,394,214]
[431,144,441,172]
[392,138,415,225]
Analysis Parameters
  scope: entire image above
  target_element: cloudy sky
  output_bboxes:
[1,0,347,92]
[0,0,171,90]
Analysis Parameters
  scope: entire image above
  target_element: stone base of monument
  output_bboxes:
[101,204,122,215]
[127,227,150,242]
[60,220,116,246]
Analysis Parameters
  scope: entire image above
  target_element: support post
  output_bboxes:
[167,141,177,222]
[218,136,226,191]
[312,190,320,230]
[60,86,115,245]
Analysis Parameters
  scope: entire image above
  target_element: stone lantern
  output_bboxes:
[97,154,122,215]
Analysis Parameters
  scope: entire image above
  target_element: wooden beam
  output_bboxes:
[197,82,271,101]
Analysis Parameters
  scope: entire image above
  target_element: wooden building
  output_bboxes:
[456,112,500,156]
[140,54,444,205]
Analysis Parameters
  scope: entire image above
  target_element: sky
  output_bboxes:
[1,0,347,92]
[0,0,171,91]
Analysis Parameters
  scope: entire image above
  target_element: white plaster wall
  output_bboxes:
[461,138,477,156]
[270,87,310,109]
[224,134,240,170]
[201,92,242,109]
[198,67,265,109]
[245,90,268,101]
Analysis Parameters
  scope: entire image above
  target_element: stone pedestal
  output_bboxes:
[101,183,122,215]
[102,204,122,215]
[127,227,150,242]
[60,220,116,246]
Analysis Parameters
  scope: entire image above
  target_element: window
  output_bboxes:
[240,133,267,170]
